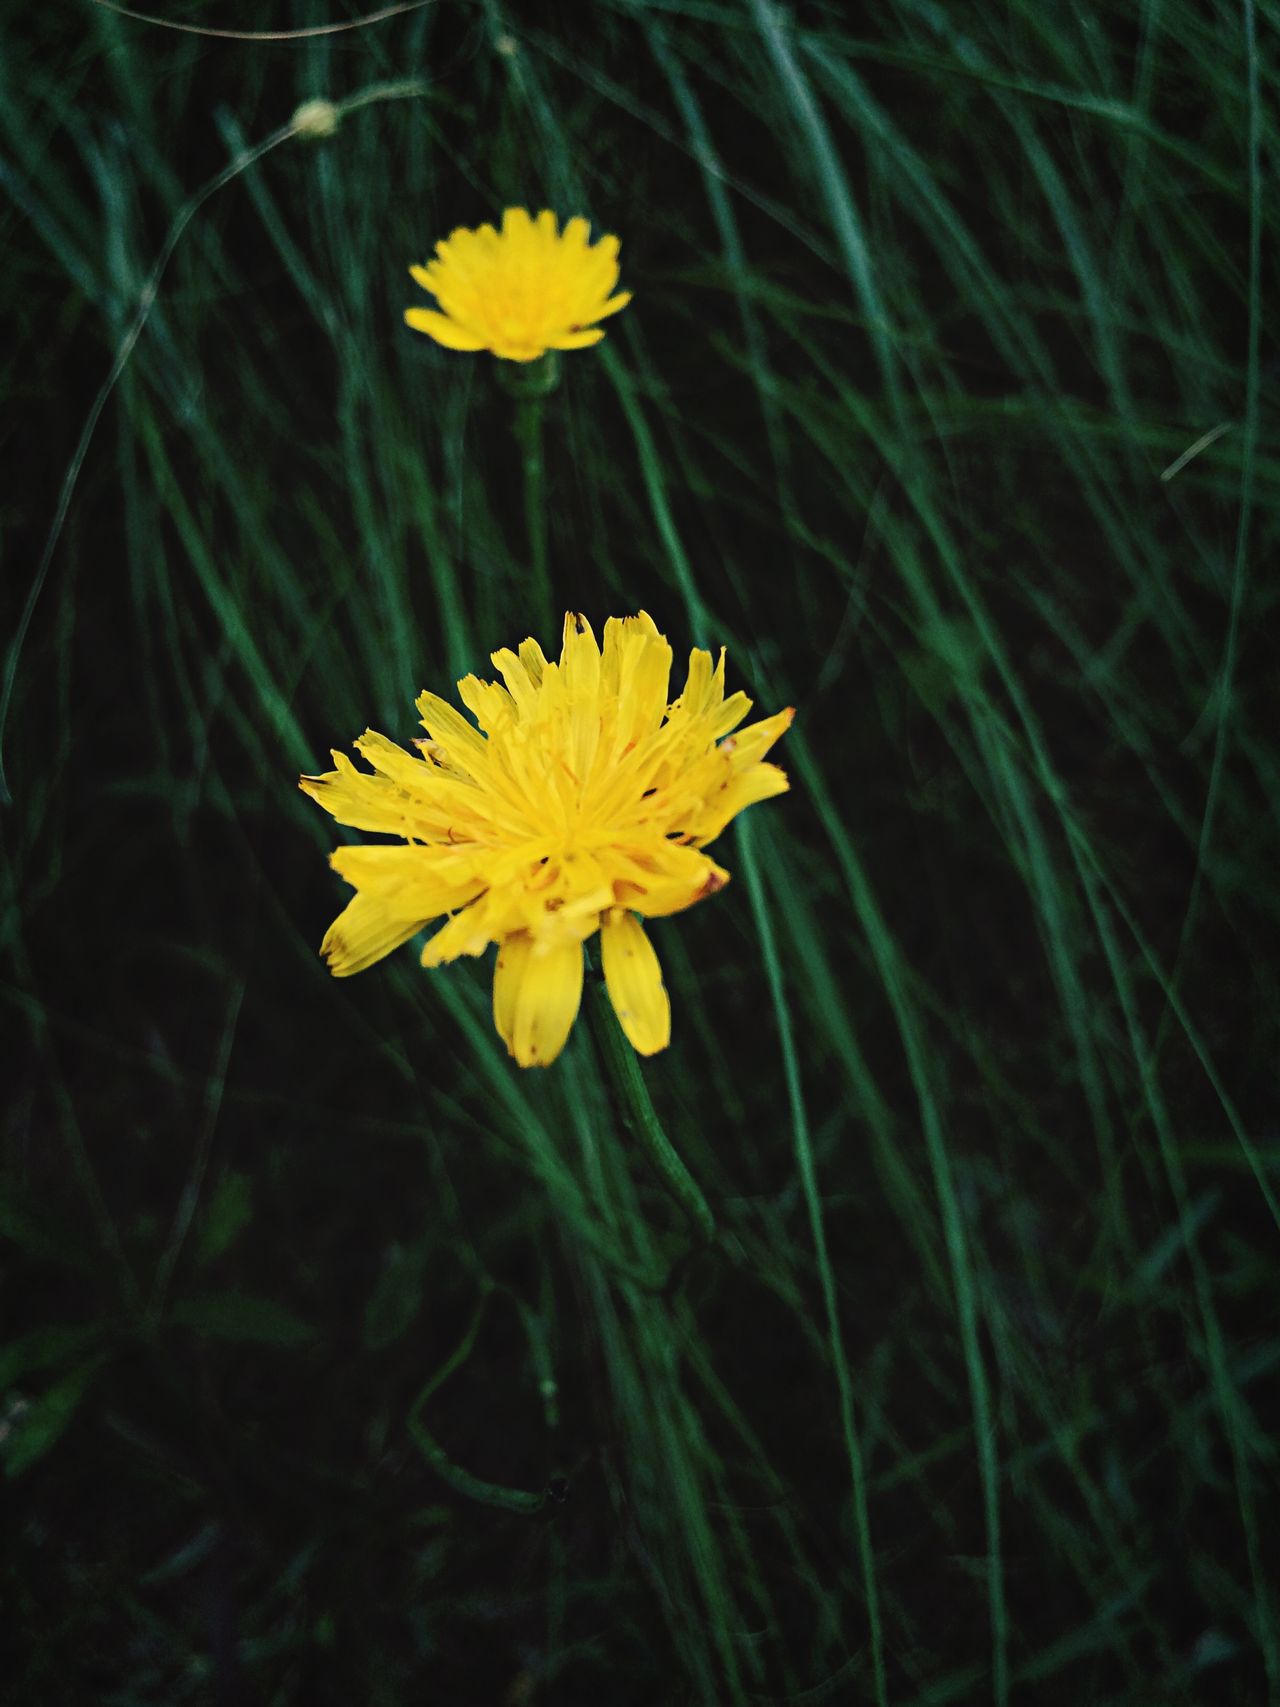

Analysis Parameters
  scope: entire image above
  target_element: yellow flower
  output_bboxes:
[404,207,631,363]
[301,614,793,1068]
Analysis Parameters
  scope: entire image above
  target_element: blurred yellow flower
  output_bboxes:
[404,207,631,363]
[301,614,793,1067]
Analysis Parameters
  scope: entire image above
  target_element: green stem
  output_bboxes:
[516,396,551,641]
[406,1294,547,1515]
[502,352,559,644]
[589,977,717,1247]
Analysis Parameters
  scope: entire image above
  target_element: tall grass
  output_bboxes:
[3,2,1277,1702]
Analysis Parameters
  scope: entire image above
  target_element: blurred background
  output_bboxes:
[3,2,1278,1702]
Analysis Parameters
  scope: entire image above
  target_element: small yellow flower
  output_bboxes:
[404,207,631,363]
[301,614,793,1067]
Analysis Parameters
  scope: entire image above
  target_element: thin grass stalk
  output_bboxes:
[588,978,716,1247]
[738,816,889,1707]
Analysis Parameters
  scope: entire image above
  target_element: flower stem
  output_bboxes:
[589,978,717,1247]
[501,352,560,644]
[516,395,552,642]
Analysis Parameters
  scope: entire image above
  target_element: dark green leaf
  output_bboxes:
[195,1170,254,1269]
[362,1240,428,1351]
[0,1322,107,1393]
[2,1355,107,1478]
[170,1291,316,1348]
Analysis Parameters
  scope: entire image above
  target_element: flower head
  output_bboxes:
[301,613,793,1067]
[404,207,631,363]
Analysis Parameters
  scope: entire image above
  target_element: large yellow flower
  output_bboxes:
[301,614,792,1067]
[404,207,631,363]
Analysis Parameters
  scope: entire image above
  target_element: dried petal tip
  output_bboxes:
[291,99,340,140]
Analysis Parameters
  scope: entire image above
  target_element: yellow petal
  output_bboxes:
[691,762,791,844]
[680,647,716,716]
[630,868,730,918]
[722,706,795,769]
[492,932,533,1054]
[414,690,492,775]
[403,307,486,351]
[508,937,584,1067]
[517,637,549,685]
[456,673,516,734]
[547,327,605,351]
[559,613,601,686]
[328,844,484,918]
[320,891,425,977]
[601,910,671,1055]
[300,752,409,834]
[420,897,497,967]
[490,340,550,363]
[593,290,632,321]
[350,728,422,777]
[490,647,541,716]
[712,691,752,739]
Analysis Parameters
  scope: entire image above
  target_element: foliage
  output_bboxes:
[2,2,1277,1702]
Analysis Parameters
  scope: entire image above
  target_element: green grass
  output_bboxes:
[3,2,1278,1702]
